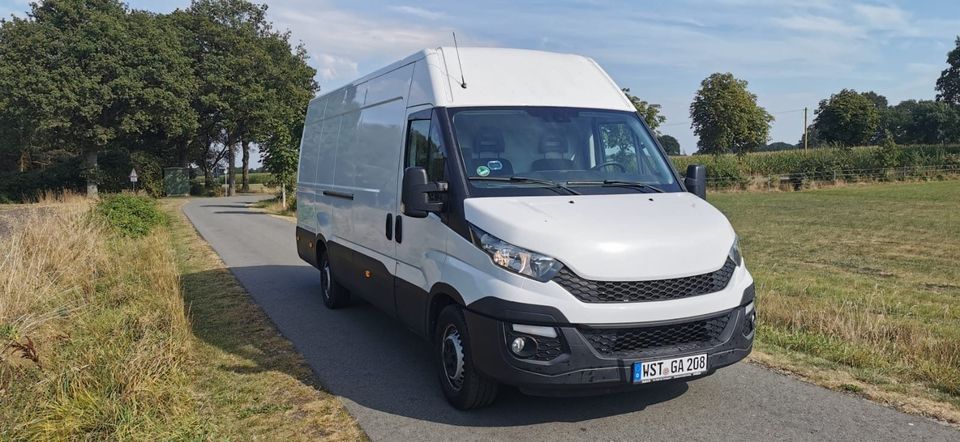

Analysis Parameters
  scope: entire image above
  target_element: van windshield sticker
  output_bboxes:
[476,165,491,177]
[487,160,503,171]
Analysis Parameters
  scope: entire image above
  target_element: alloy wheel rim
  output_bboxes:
[441,324,465,391]
[321,260,332,299]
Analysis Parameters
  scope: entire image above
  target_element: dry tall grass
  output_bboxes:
[1,196,362,440]
[0,199,200,439]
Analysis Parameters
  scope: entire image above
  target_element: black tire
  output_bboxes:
[318,249,350,309]
[435,305,499,410]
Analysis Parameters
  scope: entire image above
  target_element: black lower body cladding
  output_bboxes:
[464,298,754,396]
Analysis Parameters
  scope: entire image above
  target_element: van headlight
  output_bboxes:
[729,236,743,266]
[469,225,563,282]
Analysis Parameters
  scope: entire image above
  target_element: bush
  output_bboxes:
[98,150,165,197]
[190,180,204,196]
[0,157,85,202]
[96,195,165,238]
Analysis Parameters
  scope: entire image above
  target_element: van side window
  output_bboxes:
[405,115,446,182]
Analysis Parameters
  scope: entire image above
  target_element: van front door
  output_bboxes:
[394,111,448,335]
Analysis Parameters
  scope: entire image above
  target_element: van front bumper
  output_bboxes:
[463,292,755,396]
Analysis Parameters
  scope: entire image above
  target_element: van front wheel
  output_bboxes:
[435,305,498,409]
[318,250,350,309]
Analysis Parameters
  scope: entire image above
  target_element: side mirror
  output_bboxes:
[684,164,707,199]
[402,167,447,218]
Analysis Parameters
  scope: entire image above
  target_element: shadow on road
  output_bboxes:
[195,204,256,209]
[211,211,269,215]
[182,263,692,427]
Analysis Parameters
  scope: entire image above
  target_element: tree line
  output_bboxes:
[0,0,317,200]
[3,2,959,200]
[627,37,960,156]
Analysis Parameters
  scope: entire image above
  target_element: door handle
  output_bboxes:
[322,190,354,200]
[394,215,402,244]
[385,213,393,240]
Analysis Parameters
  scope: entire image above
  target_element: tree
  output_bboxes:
[861,91,888,109]
[0,0,316,201]
[180,0,275,196]
[936,37,960,105]
[175,0,316,196]
[858,91,889,144]
[255,36,317,206]
[622,88,666,133]
[813,89,880,147]
[689,73,773,154]
[656,135,681,155]
[0,0,197,196]
[259,119,300,209]
[798,124,821,148]
[760,142,796,152]
[885,100,960,145]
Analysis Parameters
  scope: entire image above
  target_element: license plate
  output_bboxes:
[633,354,707,383]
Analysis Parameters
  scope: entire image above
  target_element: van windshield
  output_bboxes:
[449,107,681,195]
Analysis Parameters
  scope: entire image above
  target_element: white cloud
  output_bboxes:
[388,5,445,21]
[266,1,465,89]
[315,53,359,81]
[906,62,940,74]
[771,15,863,38]
[852,3,908,30]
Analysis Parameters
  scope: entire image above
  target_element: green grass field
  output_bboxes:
[711,181,960,421]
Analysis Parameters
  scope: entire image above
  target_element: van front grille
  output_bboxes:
[580,314,729,358]
[553,259,737,303]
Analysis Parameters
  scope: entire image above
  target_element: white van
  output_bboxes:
[295,47,755,409]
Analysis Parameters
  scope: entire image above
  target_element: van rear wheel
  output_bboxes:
[318,250,350,309]
[435,305,498,410]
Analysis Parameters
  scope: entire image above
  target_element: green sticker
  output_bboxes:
[476,165,491,177]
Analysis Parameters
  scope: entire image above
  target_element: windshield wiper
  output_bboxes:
[565,180,664,193]
[470,176,581,195]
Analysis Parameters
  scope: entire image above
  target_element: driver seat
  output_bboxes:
[530,133,574,171]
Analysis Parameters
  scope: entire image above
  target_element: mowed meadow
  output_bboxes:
[711,181,960,421]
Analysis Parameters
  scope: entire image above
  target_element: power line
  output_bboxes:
[770,108,805,115]
[660,107,809,128]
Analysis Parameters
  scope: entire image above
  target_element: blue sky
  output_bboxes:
[4,0,960,156]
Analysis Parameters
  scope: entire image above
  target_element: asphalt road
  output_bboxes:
[183,195,959,441]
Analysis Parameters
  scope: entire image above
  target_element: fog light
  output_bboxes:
[509,336,538,358]
[743,302,756,337]
[511,337,526,354]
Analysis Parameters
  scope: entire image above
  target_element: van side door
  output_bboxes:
[394,110,449,335]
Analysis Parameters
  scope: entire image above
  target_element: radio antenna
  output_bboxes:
[452,32,467,89]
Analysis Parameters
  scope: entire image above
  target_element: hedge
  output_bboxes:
[670,144,960,188]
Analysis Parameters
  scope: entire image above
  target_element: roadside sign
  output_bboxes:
[129,168,138,183]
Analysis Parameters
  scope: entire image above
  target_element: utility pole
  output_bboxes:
[803,107,809,151]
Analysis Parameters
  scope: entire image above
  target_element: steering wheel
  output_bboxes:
[591,161,627,172]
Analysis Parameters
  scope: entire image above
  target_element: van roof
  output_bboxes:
[315,47,635,112]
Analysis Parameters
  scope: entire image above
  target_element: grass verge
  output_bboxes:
[252,195,295,218]
[1,197,199,438]
[0,197,362,439]
[711,181,960,423]
[162,198,363,440]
